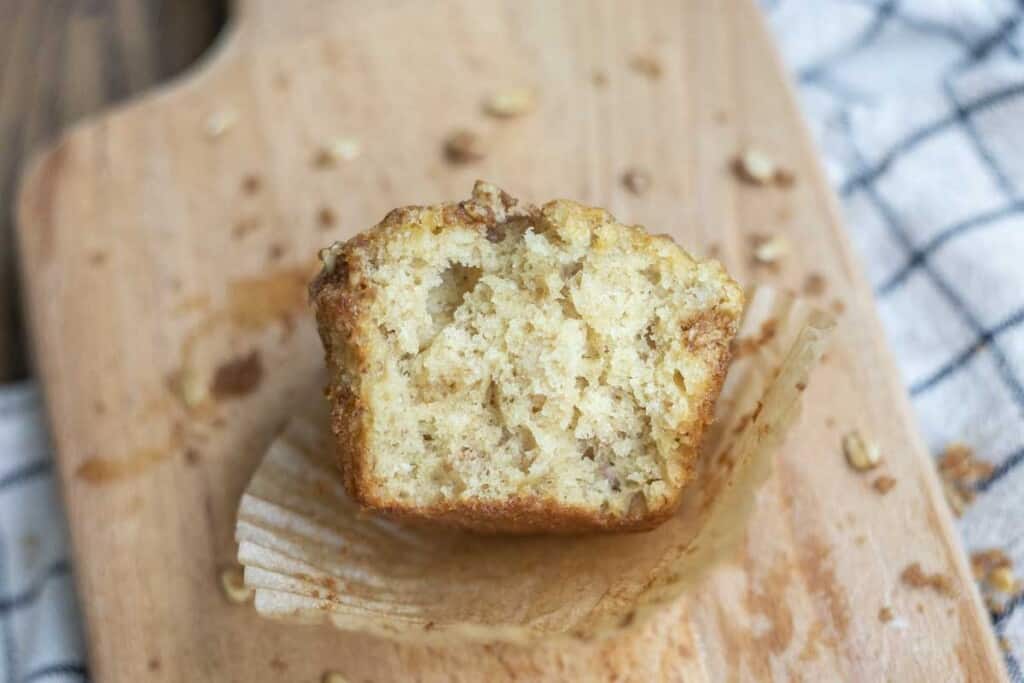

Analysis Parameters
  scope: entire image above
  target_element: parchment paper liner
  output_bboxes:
[235,285,833,644]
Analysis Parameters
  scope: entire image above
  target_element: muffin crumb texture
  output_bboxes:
[311,181,743,532]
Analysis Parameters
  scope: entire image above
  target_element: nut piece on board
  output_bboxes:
[843,430,881,471]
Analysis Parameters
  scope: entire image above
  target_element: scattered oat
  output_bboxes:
[878,606,894,623]
[211,350,263,400]
[322,672,350,683]
[733,148,773,184]
[241,174,261,195]
[732,148,794,187]
[843,430,881,471]
[900,562,956,597]
[592,70,609,87]
[629,55,663,79]
[317,206,337,230]
[751,234,790,266]
[873,475,897,494]
[204,109,238,139]
[170,366,208,409]
[443,129,486,163]
[483,87,536,118]
[622,168,652,195]
[220,566,252,603]
[803,272,827,297]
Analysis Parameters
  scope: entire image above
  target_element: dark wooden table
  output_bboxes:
[0,0,226,380]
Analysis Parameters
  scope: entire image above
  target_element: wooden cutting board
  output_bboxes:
[15,1,1007,680]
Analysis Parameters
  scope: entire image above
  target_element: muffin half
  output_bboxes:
[310,181,743,533]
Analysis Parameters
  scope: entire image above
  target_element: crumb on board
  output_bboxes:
[268,242,287,262]
[900,562,956,597]
[872,475,897,495]
[483,87,536,118]
[842,430,881,471]
[732,148,795,187]
[629,54,663,79]
[830,299,846,315]
[803,272,827,297]
[443,129,487,163]
[184,448,201,466]
[88,251,107,266]
[322,672,350,683]
[970,548,1021,614]
[878,606,894,623]
[318,206,337,229]
[220,566,252,604]
[971,548,1012,581]
[204,109,238,139]
[621,167,652,195]
[592,70,608,87]
[937,442,993,516]
[210,350,264,400]
[241,174,261,195]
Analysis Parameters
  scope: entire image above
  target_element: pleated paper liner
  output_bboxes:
[235,285,833,644]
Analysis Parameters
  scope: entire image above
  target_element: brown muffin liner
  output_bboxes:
[235,285,833,644]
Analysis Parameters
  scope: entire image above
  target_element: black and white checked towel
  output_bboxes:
[1,2,1022,680]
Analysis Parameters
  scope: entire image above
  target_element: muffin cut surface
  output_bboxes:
[311,182,743,533]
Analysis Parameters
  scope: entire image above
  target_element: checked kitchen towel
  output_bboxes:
[1,1,1023,680]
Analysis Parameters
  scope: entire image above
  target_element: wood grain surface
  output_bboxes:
[14,0,1008,681]
[0,0,225,379]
